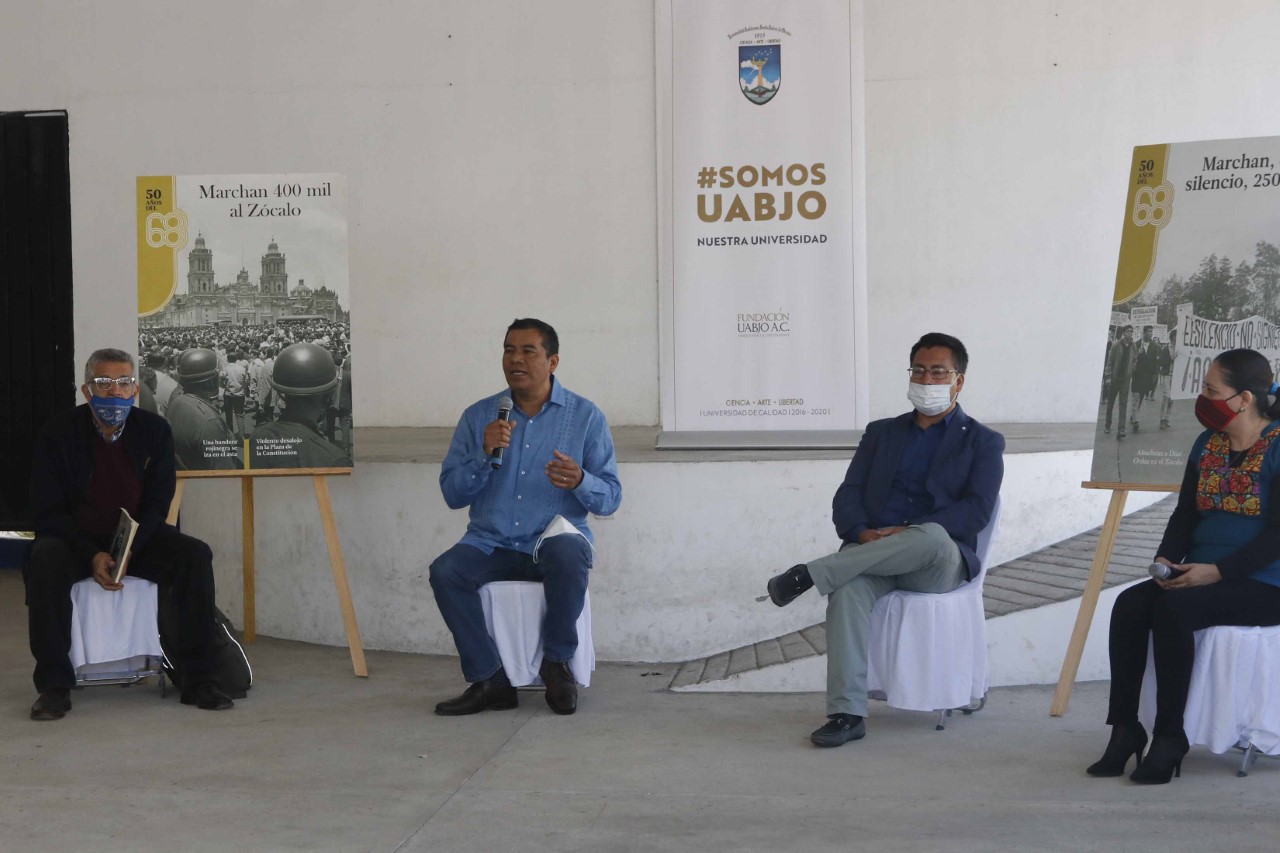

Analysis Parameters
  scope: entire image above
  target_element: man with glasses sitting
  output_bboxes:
[764,333,1004,747]
[23,348,234,720]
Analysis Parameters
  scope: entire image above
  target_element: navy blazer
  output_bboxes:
[29,405,177,564]
[831,404,1005,580]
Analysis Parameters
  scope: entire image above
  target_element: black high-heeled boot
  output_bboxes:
[1130,733,1189,784]
[1086,722,1148,777]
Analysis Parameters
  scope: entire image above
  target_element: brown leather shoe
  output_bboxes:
[539,659,578,715]
[434,675,518,716]
[31,688,71,721]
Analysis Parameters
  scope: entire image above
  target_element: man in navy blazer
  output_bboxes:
[766,333,1004,747]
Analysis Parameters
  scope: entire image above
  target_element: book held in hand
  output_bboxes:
[109,508,140,583]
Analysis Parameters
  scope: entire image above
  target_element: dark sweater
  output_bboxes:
[30,405,176,563]
[76,435,142,537]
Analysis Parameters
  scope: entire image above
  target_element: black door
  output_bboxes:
[0,110,75,530]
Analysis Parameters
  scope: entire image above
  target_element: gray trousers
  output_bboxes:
[807,523,965,717]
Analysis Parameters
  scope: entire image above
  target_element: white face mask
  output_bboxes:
[907,381,954,416]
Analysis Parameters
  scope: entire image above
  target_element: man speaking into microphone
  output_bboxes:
[429,319,621,716]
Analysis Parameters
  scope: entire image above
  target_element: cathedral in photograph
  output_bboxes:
[140,236,347,328]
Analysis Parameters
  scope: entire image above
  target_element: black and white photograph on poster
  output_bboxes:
[1092,138,1280,484]
[137,173,352,471]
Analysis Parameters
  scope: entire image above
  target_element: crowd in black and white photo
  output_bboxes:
[1102,324,1176,440]
[137,320,353,469]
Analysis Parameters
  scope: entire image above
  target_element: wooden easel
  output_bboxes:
[167,468,367,678]
[1049,480,1178,715]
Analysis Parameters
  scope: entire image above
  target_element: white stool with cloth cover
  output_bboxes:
[478,582,595,688]
[69,575,167,691]
[866,496,1001,729]
[1139,622,1280,776]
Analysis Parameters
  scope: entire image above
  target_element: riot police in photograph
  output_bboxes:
[249,342,353,468]
[324,349,354,454]
[168,347,242,470]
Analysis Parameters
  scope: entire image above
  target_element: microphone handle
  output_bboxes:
[490,408,512,469]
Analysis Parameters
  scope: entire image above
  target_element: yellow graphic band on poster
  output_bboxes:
[1112,144,1170,305]
[136,176,187,316]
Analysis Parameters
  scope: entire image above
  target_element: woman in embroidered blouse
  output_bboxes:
[1087,348,1280,784]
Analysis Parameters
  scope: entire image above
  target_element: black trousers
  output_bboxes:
[23,527,219,693]
[1103,379,1129,431]
[1106,578,1280,736]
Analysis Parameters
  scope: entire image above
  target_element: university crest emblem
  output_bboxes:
[739,45,781,105]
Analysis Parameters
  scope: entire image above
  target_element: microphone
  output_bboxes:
[490,396,513,469]
[1149,561,1182,580]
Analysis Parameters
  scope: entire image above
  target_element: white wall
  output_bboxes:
[0,1,658,426]
[6,2,1280,426]
[863,0,1280,422]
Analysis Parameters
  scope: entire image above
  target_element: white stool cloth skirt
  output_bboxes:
[479,581,595,687]
[1139,624,1280,758]
[865,497,1000,718]
[866,574,988,712]
[69,576,164,683]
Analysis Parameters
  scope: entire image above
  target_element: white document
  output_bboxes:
[533,515,592,562]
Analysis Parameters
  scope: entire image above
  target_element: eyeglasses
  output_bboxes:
[89,376,138,393]
[908,367,959,381]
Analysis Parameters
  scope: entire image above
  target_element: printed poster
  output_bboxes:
[137,173,353,471]
[659,0,859,432]
[1092,137,1280,484]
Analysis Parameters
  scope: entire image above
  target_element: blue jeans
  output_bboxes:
[429,536,592,683]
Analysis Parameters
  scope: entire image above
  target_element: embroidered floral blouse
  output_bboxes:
[1157,423,1280,588]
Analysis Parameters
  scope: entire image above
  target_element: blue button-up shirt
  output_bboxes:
[873,408,955,528]
[440,378,622,555]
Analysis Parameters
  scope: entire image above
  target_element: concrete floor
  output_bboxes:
[2,570,1278,853]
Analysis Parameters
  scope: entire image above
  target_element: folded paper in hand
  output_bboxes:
[533,515,592,563]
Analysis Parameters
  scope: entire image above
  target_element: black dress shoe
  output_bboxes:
[810,714,866,747]
[766,564,814,607]
[31,688,72,722]
[1086,722,1147,777]
[180,681,235,711]
[539,659,578,715]
[434,674,518,716]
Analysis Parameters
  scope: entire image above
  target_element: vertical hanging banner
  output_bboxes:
[1091,136,1280,484]
[137,173,354,471]
[657,0,862,438]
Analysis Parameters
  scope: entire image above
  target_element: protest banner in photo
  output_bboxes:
[137,174,353,471]
[1092,136,1280,484]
